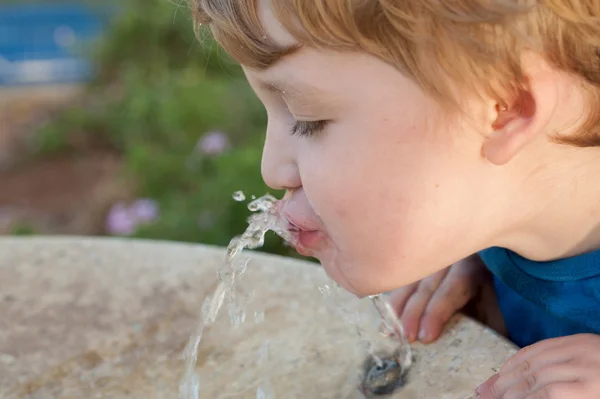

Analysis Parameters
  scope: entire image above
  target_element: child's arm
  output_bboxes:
[389,254,497,343]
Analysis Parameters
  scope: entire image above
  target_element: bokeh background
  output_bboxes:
[0,0,297,257]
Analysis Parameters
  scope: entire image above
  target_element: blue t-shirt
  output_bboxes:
[479,247,600,348]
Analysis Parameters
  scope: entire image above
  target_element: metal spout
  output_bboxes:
[360,351,410,397]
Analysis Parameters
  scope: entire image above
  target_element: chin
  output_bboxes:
[316,254,371,298]
[322,253,424,298]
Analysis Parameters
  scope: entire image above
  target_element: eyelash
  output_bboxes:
[290,120,329,137]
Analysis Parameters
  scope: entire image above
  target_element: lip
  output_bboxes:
[283,213,325,255]
[283,210,322,232]
[291,229,324,256]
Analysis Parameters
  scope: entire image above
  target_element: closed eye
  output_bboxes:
[290,120,329,137]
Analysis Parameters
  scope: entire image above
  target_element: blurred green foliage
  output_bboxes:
[11,223,37,236]
[32,0,297,257]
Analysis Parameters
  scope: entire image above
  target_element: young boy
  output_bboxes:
[191,1,600,397]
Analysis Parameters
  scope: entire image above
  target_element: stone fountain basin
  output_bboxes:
[0,237,517,398]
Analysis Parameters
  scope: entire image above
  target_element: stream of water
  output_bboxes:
[178,193,411,398]
[370,295,412,372]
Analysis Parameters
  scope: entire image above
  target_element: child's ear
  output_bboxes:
[482,54,559,165]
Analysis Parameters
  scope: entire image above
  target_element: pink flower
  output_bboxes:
[106,202,136,236]
[106,199,159,236]
[197,131,229,155]
[130,199,159,223]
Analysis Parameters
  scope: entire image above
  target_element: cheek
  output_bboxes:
[309,143,467,254]
[299,116,448,231]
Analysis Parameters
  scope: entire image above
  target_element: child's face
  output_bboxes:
[243,6,508,297]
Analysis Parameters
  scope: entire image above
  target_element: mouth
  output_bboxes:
[284,215,325,256]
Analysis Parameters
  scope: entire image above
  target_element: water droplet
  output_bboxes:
[256,377,275,399]
[232,191,246,202]
[256,385,274,399]
[257,340,270,364]
[318,284,331,295]
[228,304,246,327]
[254,309,265,324]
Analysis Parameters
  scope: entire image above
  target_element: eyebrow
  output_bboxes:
[262,79,322,100]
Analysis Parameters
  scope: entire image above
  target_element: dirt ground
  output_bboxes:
[0,84,130,235]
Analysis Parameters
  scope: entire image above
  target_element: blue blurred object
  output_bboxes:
[0,3,114,86]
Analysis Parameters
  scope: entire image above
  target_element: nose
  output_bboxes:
[261,122,302,191]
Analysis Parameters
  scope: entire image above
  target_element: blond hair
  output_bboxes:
[192,0,600,146]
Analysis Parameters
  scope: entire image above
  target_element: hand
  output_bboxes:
[476,334,600,399]
[388,254,489,343]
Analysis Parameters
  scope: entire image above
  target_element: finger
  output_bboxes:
[490,346,576,396]
[477,374,499,397]
[526,382,583,399]
[486,363,582,399]
[400,269,448,342]
[500,336,573,374]
[388,283,418,317]
[456,254,487,277]
[419,270,476,343]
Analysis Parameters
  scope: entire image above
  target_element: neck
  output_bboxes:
[496,143,600,261]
